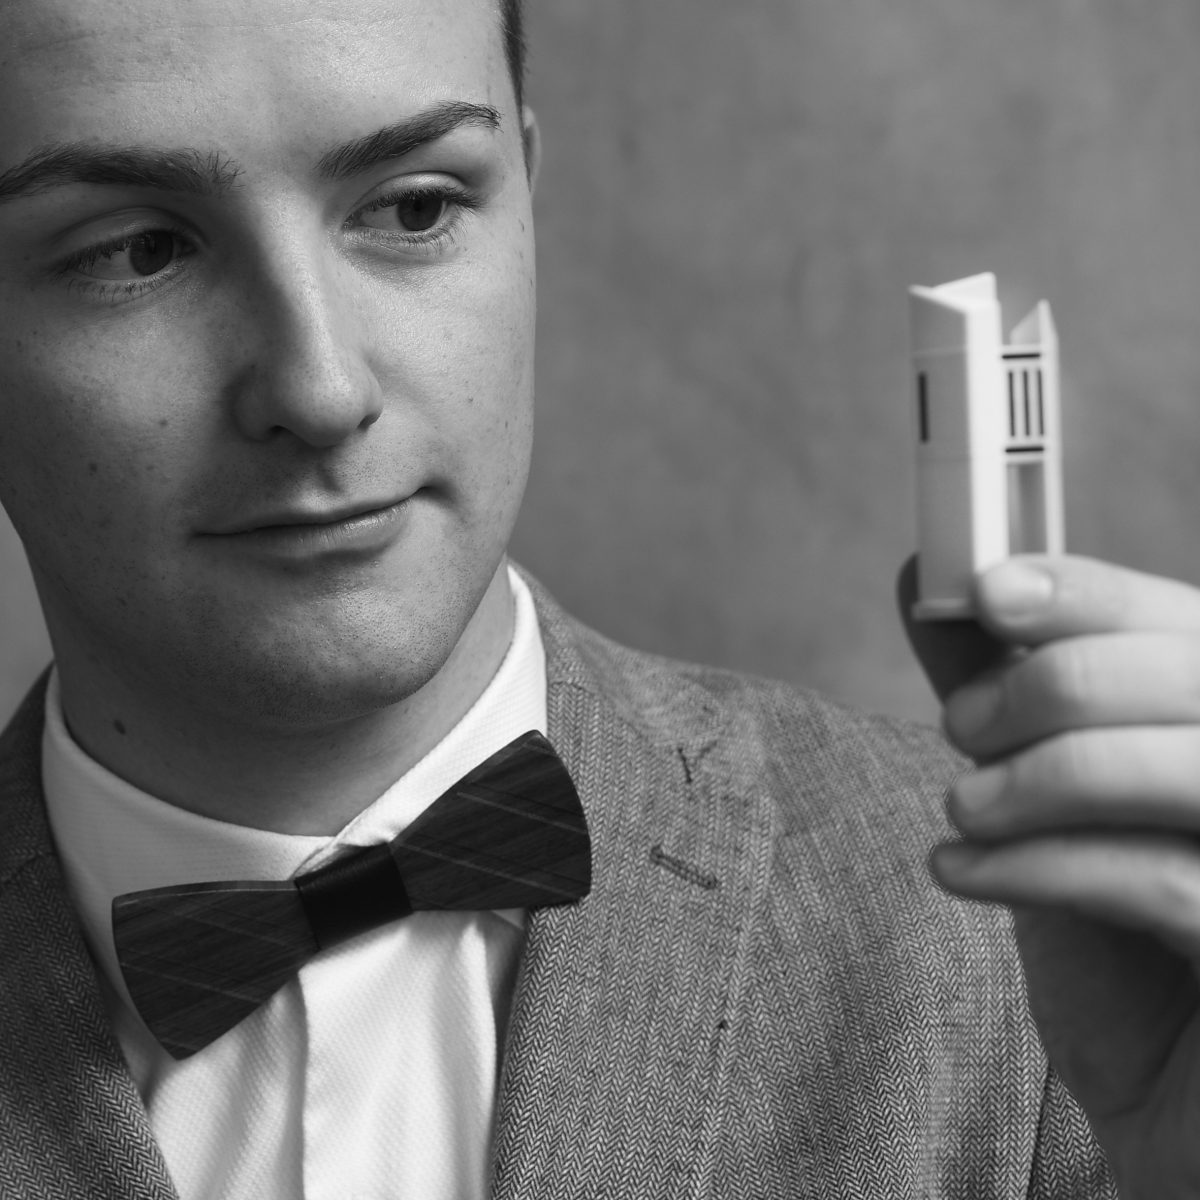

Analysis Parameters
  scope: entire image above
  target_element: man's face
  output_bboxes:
[0,0,536,727]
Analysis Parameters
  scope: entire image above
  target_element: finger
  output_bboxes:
[947,726,1200,842]
[896,556,1010,702]
[974,555,1200,647]
[930,831,1200,962]
[943,632,1200,760]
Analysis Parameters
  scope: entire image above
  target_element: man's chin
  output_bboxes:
[182,567,507,735]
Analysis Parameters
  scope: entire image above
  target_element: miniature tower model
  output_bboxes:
[909,273,1063,620]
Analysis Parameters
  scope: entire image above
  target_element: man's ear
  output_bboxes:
[521,105,542,190]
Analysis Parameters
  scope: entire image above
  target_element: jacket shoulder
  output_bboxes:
[539,590,962,842]
[529,583,1112,1195]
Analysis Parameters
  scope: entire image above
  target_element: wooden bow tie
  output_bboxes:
[112,730,591,1060]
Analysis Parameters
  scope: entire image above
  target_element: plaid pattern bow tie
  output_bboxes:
[112,730,591,1060]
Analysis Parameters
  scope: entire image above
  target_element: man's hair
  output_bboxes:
[500,0,527,112]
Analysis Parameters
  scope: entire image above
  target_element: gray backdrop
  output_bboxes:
[2,0,1198,726]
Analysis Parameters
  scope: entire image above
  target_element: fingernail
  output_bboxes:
[930,842,983,878]
[951,766,1006,818]
[945,679,1001,740]
[980,560,1055,621]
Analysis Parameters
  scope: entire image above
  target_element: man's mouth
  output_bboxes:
[201,496,417,560]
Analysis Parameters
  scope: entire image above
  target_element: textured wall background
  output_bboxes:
[511,0,1200,722]
[2,1,1199,726]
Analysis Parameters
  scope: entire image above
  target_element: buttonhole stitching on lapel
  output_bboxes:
[676,738,719,787]
[649,844,721,891]
[677,748,693,785]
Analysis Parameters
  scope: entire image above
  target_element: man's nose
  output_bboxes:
[228,258,384,448]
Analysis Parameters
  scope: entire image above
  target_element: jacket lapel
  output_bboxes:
[0,676,178,1200]
[492,576,772,1198]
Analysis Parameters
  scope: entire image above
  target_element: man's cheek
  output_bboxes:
[0,407,151,559]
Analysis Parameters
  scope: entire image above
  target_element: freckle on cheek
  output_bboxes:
[88,462,98,475]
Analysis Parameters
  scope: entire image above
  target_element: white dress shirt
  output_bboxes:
[43,563,546,1200]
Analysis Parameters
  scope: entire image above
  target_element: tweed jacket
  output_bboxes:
[0,571,1116,1199]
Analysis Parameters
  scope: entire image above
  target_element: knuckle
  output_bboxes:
[1023,732,1081,793]
[1148,844,1200,931]
[1069,557,1130,625]
[1180,635,1200,717]
[1014,732,1098,806]
[1015,641,1096,725]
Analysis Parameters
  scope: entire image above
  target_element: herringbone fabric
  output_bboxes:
[0,679,178,1200]
[0,566,1116,1198]
[490,569,1117,1198]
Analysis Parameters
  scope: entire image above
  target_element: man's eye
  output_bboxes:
[357,189,464,236]
[66,230,192,281]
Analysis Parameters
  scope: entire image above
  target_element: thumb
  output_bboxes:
[896,557,1009,702]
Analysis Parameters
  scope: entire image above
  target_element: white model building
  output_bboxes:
[909,273,1064,620]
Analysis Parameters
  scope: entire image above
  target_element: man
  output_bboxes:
[0,0,1196,1195]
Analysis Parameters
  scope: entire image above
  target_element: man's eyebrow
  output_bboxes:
[0,146,243,206]
[315,100,502,181]
[0,100,501,206]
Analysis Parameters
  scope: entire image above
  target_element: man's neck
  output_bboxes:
[46,565,516,836]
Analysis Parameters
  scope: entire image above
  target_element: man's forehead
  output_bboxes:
[0,0,507,147]
[2,0,495,44]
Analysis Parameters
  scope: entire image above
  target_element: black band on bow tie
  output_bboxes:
[296,843,413,950]
[112,730,590,1060]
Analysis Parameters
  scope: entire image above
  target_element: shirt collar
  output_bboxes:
[42,562,546,1004]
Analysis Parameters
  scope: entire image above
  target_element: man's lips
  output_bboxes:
[203,497,411,537]
[199,496,417,560]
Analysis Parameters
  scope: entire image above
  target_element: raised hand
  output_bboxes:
[902,554,1200,1199]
